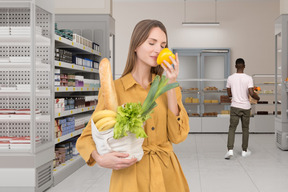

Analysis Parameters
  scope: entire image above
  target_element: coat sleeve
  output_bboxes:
[167,87,190,144]
[76,88,105,166]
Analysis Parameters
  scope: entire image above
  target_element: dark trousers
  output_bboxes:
[227,106,251,151]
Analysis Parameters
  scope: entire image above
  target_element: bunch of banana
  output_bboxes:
[92,109,117,132]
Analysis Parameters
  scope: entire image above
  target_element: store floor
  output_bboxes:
[47,134,288,192]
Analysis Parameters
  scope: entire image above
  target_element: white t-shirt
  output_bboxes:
[226,73,254,110]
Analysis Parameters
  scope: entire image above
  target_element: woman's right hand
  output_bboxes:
[91,150,138,170]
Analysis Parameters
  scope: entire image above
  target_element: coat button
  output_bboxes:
[177,117,180,121]
[151,127,155,130]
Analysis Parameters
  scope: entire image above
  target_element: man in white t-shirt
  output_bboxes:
[224,58,260,159]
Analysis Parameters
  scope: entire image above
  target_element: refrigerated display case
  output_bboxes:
[274,14,288,150]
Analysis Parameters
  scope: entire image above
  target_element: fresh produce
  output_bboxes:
[92,109,117,132]
[254,86,261,92]
[113,75,179,139]
[92,109,117,123]
[157,48,176,67]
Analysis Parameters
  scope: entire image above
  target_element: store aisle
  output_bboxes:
[47,134,288,192]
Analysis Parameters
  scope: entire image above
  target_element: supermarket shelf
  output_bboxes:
[55,60,99,73]
[177,78,227,82]
[53,155,85,186]
[0,34,50,46]
[0,89,50,96]
[203,90,227,93]
[182,90,200,94]
[204,103,231,105]
[55,35,101,56]
[55,86,99,92]
[55,128,84,144]
[0,62,50,71]
[184,103,200,105]
[55,106,96,118]
[0,115,50,122]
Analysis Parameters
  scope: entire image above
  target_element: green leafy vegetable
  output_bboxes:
[113,75,179,139]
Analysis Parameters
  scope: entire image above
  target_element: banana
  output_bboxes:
[99,119,116,132]
[92,110,117,124]
[95,116,116,130]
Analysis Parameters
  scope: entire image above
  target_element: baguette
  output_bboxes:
[99,58,118,112]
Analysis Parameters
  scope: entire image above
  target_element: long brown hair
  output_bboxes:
[121,19,168,77]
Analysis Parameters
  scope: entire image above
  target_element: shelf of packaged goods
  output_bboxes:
[0,34,50,46]
[55,87,99,92]
[55,128,84,145]
[0,89,50,96]
[53,155,85,186]
[55,61,99,73]
[55,106,96,118]
[0,115,50,122]
[55,35,101,56]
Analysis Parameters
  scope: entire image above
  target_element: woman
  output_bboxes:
[76,19,190,192]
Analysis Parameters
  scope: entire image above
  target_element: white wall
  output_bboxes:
[55,0,112,14]
[113,0,280,78]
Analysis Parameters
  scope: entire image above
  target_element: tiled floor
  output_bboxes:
[47,134,288,192]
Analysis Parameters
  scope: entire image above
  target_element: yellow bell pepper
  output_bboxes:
[157,48,176,67]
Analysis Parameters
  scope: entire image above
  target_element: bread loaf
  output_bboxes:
[99,58,118,112]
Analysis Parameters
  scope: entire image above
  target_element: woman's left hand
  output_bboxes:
[161,52,179,84]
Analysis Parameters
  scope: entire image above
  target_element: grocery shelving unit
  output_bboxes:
[274,14,288,150]
[251,74,281,133]
[52,14,115,186]
[0,0,54,191]
[53,32,100,185]
[173,48,231,133]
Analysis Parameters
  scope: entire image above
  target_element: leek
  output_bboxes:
[113,75,179,139]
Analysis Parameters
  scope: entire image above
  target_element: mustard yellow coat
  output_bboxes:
[76,73,190,192]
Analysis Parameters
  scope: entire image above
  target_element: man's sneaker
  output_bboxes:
[224,150,233,159]
[242,149,251,157]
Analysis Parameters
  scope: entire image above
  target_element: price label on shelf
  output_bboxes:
[82,108,84,112]
[59,62,61,66]
[58,113,61,117]
[87,88,89,91]
[81,88,83,91]
[66,87,68,91]
[56,87,59,91]
[72,65,74,68]
[91,69,93,72]
[72,42,74,46]
[83,46,85,50]
[88,107,90,110]
[71,110,73,114]
[73,88,75,91]
[83,67,85,70]
[59,37,61,41]
[92,88,95,91]
[91,50,94,53]
[62,164,66,166]
[57,138,60,142]
[71,133,73,137]
[92,106,94,109]
[53,169,57,172]
[70,159,74,161]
